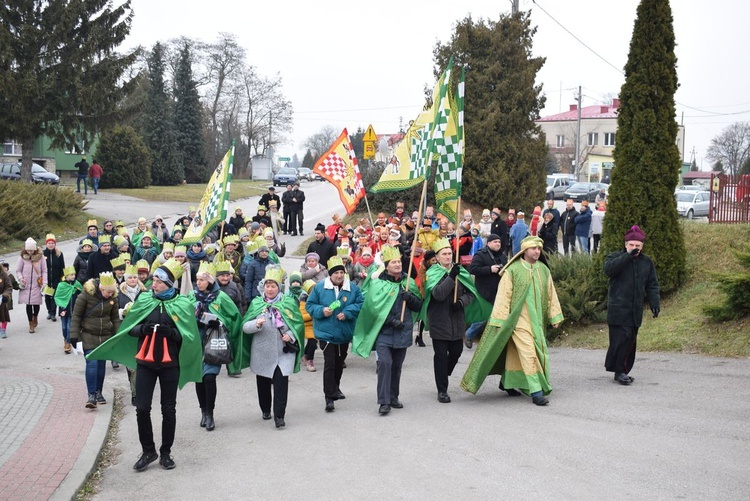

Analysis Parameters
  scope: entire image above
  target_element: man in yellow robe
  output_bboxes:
[461,236,563,406]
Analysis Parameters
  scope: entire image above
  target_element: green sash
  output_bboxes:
[87,292,203,389]
[420,265,492,330]
[53,280,82,308]
[351,274,421,358]
[243,294,305,373]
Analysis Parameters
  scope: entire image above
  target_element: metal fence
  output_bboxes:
[709,173,750,224]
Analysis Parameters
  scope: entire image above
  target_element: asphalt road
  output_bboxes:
[1,182,747,500]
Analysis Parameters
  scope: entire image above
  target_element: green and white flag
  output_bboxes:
[434,66,464,223]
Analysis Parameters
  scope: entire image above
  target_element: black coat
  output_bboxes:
[306,237,336,268]
[560,208,578,237]
[542,207,561,228]
[538,221,559,255]
[281,190,294,213]
[289,188,305,211]
[604,250,660,327]
[427,273,475,341]
[468,246,506,303]
[44,248,66,287]
[86,250,115,281]
[128,293,182,369]
[490,219,510,252]
[259,193,281,210]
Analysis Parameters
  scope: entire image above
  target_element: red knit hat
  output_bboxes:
[624,225,646,242]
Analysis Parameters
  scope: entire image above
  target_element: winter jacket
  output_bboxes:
[220,280,246,315]
[375,271,423,349]
[490,218,510,252]
[538,221,559,255]
[244,254,271,300]
[509,220,529,255]
[300,263,328,283]
[306,277,364,344]
[426,273,475,341]
[70,279,122,351]
[133,245,159,267]
[560,208,578,237]
[289,188,305,211]
[16,250,47,306]
[604,249,660,327]
[542,207,561,228]
[281,190,294,213]
[127,292,182,369]
[43,248,66,288]
[469,246,506,304]
[86,250,115,281]
[151,222,170,245]
[306,237,336,268]
[74,252,93,284]
[574,208,592,238]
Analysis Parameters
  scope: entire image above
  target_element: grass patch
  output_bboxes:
[101,179,268,203]
[554,221,750,357]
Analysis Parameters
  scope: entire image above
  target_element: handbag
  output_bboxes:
[203,322,233,365]
[283,339,300,354]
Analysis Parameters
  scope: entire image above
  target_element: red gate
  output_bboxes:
[709,174,750,223]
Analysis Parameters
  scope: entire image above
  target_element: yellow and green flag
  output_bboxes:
[435,66,464,223]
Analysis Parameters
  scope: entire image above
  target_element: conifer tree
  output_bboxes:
[599,0,686,293]
[96,125,151,188]
[302,149,314,168]
[174,42,209,183]
[144,42,183,185]
[433,12,548,211]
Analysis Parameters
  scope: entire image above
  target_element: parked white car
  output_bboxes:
[675,190,710,219]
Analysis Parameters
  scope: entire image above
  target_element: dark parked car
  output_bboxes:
[0,162,60,185]
[564,182,606,202]
[273,167,299,187]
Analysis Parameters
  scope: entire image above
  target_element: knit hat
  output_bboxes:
[140,231,154,243]
[250,221,261,231]
[24,238,37,251]
[113,235,127,248]
[136,259,150,273]
[533,206,542,215]
[263,227,274,237]
[98,272,117,292]
[256,245,270,254]
[482,209,491,217]
[517,211,525,218]
[305,252,320,262]
[624,225,646,242]
[289,271,303,286]
[196,262,216,284]
[327,256,345,274]
[492,208,501,217]
[487,234,501,243]
[45,233,56,244]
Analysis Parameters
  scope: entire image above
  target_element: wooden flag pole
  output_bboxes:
[363,193,376,230]
[400,178,429,322]
[453,196,462,302]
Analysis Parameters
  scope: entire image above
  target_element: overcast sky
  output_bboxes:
[125,0,750,170]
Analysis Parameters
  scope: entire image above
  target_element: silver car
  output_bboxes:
[675,190,710,219]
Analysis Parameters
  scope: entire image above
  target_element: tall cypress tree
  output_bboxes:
[174,43,209,183]
[433,12,548,211]
[600,0,686,293]
[145,42,183,186]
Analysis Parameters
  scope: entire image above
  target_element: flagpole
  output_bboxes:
[453,195,462,302]
[400,177,428,322]
[363,193,376,230]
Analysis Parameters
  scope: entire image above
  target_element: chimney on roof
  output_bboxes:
[569,104,577,112]
[612,98,620,108]
[600,106,609,113]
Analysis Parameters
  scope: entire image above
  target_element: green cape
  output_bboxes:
[53,280,82,308]
[243,294,305,373]
[352,273,421,358]
[188,289,248,373]
[420,265,492,330]
[87,291,203,389]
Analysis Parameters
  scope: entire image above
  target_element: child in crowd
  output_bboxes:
[1,261,20,339]
[53,266,83,353]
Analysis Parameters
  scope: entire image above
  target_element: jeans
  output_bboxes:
[136,364,179,456]
[577,235,590,254]
[466,321,487,341]
[61,314,71,343]
[83,348,106,394]
[92,177,100,194]
[77,174,88,194]
[256,366,289,418]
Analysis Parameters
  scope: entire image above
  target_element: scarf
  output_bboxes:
[194,282,220,319]
[263,293,286,329]
[154,287,177,301]
[187,248,207,261]
[123,284,141,301]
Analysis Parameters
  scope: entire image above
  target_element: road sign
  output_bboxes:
[363,142,375,160]
[363,125,377,142]
[278,156,291,162]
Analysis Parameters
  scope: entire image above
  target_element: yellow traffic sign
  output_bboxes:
[363,124,377,142]
[363,141,375,159]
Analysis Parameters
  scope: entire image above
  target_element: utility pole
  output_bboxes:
[267,111,272,159]
[510,0,519,14]
[574,85,582,180]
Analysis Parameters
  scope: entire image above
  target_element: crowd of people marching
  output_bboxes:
[0,184,659,473]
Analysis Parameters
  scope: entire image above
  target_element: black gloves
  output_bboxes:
[450,300,464,312]
[651,306,660,318]
[141,323,157,337]
[207,319,220,329]
[449,265,460,279]
[400,289,412,302]
[156,324,172,337]
[1,295,7,304]
[388,318,404,330]
[629,248,640,258]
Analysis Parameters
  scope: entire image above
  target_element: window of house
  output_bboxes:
[556,135,565,148]
[587,132,598,146]
[3,140,22,155]
[604,132,616,146]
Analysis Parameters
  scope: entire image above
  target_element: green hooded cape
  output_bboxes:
[420,265,492,330]
[53,280,82,308]
[352,273,421,358]
[243,294,305,373]
[188,289,248,374]
[87,292,203,389]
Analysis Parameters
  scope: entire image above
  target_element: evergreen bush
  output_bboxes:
[97,125,152,188]
[703,245,750,320]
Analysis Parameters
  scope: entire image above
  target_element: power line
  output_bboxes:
[294,104,420,115]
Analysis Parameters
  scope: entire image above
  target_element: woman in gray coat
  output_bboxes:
[242,266,304,428]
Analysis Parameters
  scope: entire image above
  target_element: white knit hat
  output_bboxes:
[24,238,37,251]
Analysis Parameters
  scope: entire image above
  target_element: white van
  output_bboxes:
[546,174,576,200]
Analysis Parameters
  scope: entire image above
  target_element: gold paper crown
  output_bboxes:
[188,206,196,212]
[214,261,233,275]
[118,227,129,236]
[87,219,98,228]
[432,238,451,254]
[263,227,274,237]
[119,252,131,262]
[98,234,111,245]
[197,261,216,278]
[238,227,249,237]
[302,279,316,295]
[223,235,239,246]
[141,231,154,241]
[380,245,402,263]
[257,204,267,212]
[80,238,94,248]
[113,235,127,248]
[115,220,125,228]
[124,264,139,276]
[327,256,344,271]
[99,272,116,288]
[245,240,259,254]
[263,265,285,285]
[160,258,184,280]
[63,265,76,277]
[162,242,175,253]
[136,259,150,272]
[110,255,126,269]
[336,246,351,258]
